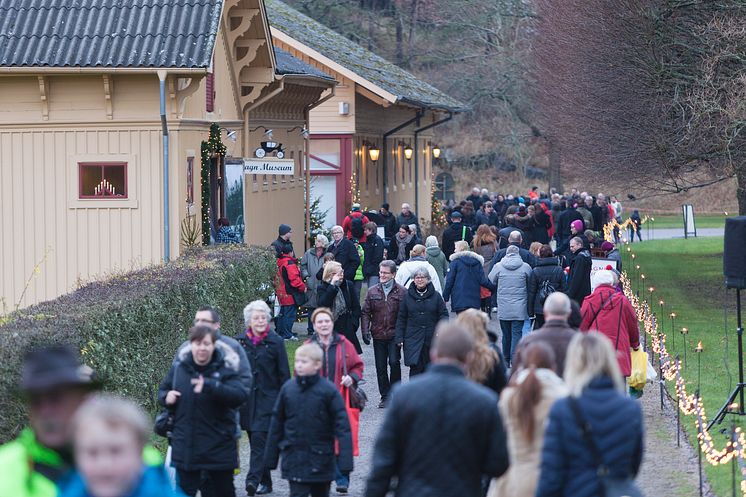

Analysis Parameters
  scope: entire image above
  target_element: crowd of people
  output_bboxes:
[0,186,650,497]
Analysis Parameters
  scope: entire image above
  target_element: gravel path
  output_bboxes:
[234,320,707,497]
[636,370,709,496]
[235,321,392,497]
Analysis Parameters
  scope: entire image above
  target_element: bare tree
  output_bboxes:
[533,0,746,212]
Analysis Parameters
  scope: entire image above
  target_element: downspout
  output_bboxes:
[158,70,170,262]
[303,85,336,251]
[414,111,453,217]
[382,110,424,204]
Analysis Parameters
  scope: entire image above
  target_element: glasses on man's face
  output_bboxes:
[379,271,392,276]
[194,318,215,325]
[413,276,428,280]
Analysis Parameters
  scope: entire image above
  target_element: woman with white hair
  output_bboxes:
[235,300,291,496]
[301,234,330,333]
[579,270,640,378]
[536,333,643,497]
[395,244,443,293]
[395,267,449,376]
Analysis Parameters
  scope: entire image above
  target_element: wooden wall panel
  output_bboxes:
[0,127,165,309]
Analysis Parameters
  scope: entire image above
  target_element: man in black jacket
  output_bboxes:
[566,236,592,305]
[557,199,584,245]
[328,225,361,283]
[378,203,398,241]
[362,222,385,288]
[270,224,294,258]
[441,211,473,260]
[365,322,509,497]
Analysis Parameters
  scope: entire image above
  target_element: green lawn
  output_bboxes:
[642,213,729,229]
[627,237,741,497]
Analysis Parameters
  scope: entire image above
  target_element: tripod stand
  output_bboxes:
[708,288,744,430]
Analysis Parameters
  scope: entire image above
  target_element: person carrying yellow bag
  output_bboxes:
[629,348,648,391]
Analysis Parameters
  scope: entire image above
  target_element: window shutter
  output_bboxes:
[206,72,215,112]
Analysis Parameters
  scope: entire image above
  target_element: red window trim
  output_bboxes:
[78,162,128,199]
[206,72,215,112]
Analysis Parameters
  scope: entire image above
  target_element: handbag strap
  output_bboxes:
[587,291,617,329]
[567,397,609,477]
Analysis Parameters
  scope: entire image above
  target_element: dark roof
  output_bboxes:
[266,0,467,112]
[274,47,334,81]
[0,0,223,69]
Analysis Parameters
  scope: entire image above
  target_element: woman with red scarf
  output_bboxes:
[236,300,291,496]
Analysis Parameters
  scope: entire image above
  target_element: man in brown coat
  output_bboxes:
[511,292,576,377]
[361,260,406,408]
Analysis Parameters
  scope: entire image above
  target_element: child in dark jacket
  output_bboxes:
[265,343,353,497]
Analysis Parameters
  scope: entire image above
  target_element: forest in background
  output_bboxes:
[284,0,746,213]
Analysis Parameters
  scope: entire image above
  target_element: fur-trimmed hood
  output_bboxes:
[176,338,240,372]
[449,250,485,265]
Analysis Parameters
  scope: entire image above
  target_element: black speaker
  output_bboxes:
[724,216,746,289]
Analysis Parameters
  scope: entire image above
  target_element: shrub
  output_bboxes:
[0,245,276,443]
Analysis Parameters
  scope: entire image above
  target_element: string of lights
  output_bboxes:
[619,249,746,494]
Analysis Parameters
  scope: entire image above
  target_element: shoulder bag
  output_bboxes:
[567,397,643,497]
[282,264,308,307]
[155,367,178,438]
[342,341,367,411]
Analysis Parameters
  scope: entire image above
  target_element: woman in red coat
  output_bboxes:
[307,307,364,494]
[579,270,640,377]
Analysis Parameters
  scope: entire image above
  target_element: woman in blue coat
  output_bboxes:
[442,241,495,314]
[536,332,643,497]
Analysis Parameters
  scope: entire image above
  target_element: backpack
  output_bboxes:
[537,278,556,306]
[351,216,364,240]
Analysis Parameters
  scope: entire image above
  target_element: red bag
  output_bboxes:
[480,286,492,299]
[335,387,360,457]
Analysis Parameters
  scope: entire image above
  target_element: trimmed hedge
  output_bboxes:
[0,246,276,443]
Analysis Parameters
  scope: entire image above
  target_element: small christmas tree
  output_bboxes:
[306,196,330,246]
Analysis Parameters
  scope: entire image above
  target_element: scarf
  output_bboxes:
[332,284,348,321]
[381,278,394,297]
[245,327,269,346]
[395,233,414,262]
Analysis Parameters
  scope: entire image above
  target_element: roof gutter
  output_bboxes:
[382,110,424,204]
[1,67,211,74]
[157,70,170,262]
[414,111,453,217]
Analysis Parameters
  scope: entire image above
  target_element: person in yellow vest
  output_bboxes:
[0,345,160,497]
[0,345,99,496]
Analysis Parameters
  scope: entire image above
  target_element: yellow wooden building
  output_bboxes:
[0,0,333,308]
[266,0,467,227]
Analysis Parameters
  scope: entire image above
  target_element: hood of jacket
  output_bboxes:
[500,253,524,270]
[449,250,484,265]
[426,246,443,257]
[536,256,561,267]
[177,339,240,372]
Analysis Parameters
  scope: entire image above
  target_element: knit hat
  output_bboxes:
[600,241,615,251]
[381,203,390,210]
[571,220,584,232]
[425,235,439,248]
[451,211,462,219]
[351,203,361,212]
[279,224,292,236]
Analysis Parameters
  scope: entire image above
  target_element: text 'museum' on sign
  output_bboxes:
[243,158,295,175]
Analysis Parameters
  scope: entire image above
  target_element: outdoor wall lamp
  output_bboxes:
[364,141,380,162]
[432,145,441,159]
[220,127,237,142]
[401,143,413,161]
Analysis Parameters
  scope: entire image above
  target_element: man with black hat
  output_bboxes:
[0,346,143,497]
[378,203,398,242]
[270,224,294,259]
[441,210,473,260]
